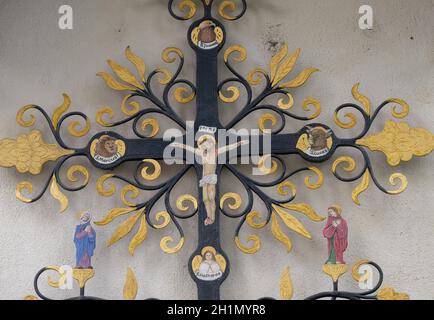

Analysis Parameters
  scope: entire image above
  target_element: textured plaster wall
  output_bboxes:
[0,0,433,300]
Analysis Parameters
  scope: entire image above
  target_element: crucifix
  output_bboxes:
[1,0,433,300]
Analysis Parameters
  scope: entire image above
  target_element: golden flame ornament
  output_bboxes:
[0,130,73,175]
[357,121,434,167]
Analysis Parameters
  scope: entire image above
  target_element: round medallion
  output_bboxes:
[192,246,227,281]
[90,134,126,165]
[191,20,224,50]
[297,125,335,160]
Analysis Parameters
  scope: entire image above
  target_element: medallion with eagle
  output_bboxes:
[191,20,224,50]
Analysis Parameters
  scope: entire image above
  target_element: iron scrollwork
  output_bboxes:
[0,0,432,300]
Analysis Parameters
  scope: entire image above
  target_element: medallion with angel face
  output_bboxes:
[192,246,226,281]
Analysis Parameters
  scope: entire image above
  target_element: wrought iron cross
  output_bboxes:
[1,0,433,300]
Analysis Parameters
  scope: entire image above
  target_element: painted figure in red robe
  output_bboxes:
[323,205,348,264]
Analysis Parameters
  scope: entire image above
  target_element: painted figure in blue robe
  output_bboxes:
[74,211,96,269]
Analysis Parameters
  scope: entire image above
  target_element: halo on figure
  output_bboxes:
[308,126,329,134]
[115,139,126,156]
[78,210,91,222]
[201,246,217,256]
[192,246,227,275]
[328,204,342,216]
[90,135,126,158]
[191,20,224,48]
[197,134,216,147]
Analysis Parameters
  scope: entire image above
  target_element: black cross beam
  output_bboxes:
[1,0,431,300]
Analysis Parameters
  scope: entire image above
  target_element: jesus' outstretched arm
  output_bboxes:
[217,140,249,155]
[171,142,198,155]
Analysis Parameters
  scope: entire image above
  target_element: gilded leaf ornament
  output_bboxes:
[230,164,324,255]
[154,211,171,229]
[0,130,73,175]
[351,170,371,206]
[97,47,146,91]
[94,207,137,226]
[357,121,434,167]
[246,211,267,230]
[94,169,192,255]
[258,113,278,133]
[333,154,409,206]
[106,211,143,247]
[128,215,148,256]
[272,204,313,240]
[268,44,318,89]
[334,84,410,130]
[271,213,293,253]
[123,268,138,300]
[46,265,67,288]
[1,1,429,301]
[279,267,293,300]
[160,236,185,254]
[51,94,71,129]
[351,83,371,115]
[177,194,199,212]
[322,264,348,283]
[121,185,141,207]
[220,193,242,210]
[126,46,146,82]
[218,0,241,20]
[178,0,197,20]
[49,176,69,213]
[235,235,261,254]
[72,269,96,289]
[46,266,95,289]
[377,287,410,300]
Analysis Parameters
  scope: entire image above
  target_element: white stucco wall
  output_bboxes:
[0,0,433,300]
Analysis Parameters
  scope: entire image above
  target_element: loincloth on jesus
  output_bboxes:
[199,174,218,187]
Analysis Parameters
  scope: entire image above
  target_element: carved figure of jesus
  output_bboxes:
[172,134,249,226]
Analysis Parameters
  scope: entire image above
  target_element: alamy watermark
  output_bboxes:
[57,4,374,32]
[357,264,374,290]
[58,5,73,30]
[162,122,272,176]
[359,5,374,30]
[58,265,74,290]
